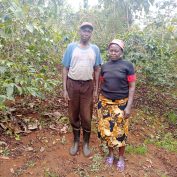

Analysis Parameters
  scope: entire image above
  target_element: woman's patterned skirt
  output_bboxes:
[97,94,129,148]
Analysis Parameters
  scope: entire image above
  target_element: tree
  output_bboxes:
[98,0,154,28]
[83,0,88,9]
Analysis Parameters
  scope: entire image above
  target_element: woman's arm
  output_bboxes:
[124,81,136,118]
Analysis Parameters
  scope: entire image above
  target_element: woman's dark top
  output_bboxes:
[101,59,135,100]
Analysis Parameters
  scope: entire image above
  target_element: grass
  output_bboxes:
[56,116,70,125]
[145,132,177,153]
[156,170,170,177]
[126,144,147,155]
[74,165,89,177]
[60,135,67,145]
[90,153,103,172]
[44,169,58,177]
[155,133,177,153]
[0,146,11,156]
[13,160,36,176]
[99,143,109,156]
[167,111,177,125]
[26,160,36,167]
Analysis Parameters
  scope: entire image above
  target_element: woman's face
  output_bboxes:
[108,44,123,60]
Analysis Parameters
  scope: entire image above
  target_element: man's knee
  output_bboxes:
[81,118,92,131]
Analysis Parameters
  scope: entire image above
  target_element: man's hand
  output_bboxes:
[63,90,70,103]
[93,90,98,103]
[123,106,131,119]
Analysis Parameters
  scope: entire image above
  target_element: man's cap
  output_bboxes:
[109,39,125,50]
[80,22,93,30]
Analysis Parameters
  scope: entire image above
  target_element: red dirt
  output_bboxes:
[0,92,177,177]
[0,112,177,177]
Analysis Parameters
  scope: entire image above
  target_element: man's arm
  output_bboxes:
[63,67,70,102]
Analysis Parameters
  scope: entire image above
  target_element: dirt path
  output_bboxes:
[0,111,177,177]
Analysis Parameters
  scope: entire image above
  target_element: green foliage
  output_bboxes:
[60,135,67,145]
[99,143,109,156]
[44,169,58,177]
[161,175,169,177]
[0,0,176,115]
[167,112,177,125]
[111,26,175,88]
[57,116,70,125]
[90,153,103,172]
[155,133,177,153]
[74,165,89,177]
[94,1,176,91]
[145,132,177,153]
[126,144,147,155]
[0,0,69,107]
[0,146,11,156]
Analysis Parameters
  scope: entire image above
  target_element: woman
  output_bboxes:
[97,39,136,172]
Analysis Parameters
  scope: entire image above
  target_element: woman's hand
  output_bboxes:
[123,81,135,119]
[123,106,131,119]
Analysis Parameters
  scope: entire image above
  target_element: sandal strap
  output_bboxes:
[105,156,114,165]
[117,160,125,171]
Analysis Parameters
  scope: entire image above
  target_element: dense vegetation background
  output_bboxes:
[0,0,176,135]
[0,1,177,176]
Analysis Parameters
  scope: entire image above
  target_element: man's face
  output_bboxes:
[79,27,93,42]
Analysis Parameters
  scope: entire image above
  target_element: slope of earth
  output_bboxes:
[0,109,177,177]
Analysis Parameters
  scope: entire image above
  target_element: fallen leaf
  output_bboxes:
[27,172,33,175]
[60,125,68,134]
[146,158,153,165]
[88,156,93,159]
[0,141,7,146]
[28,102,35,108]
[9,108,16,112]
[40,147,45,152]
[44,139,48,143]
[10,168,14,174]
[16,114,22,117]
[0,123,7,130]
[49,125,60,131]
[53,111,61,117]
[25,147,33,151]
[52,141,56,145]
[39,125,42,130]
[42,112,53,117]
[28,120,39,130]
[0,156,10,160]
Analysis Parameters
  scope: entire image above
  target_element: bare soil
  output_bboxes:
[0,109,177,177]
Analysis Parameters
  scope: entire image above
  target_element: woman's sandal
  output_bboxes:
[105,156,114,166]
[117,159,125,172]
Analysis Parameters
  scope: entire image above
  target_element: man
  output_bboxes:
[62,22,102,156]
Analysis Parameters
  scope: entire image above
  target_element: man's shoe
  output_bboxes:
[70,141,79,155]
[83,129,91,157]
[69,128,80,156]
